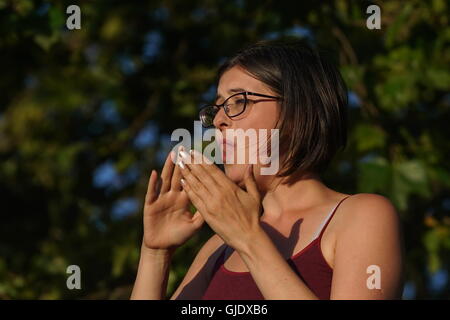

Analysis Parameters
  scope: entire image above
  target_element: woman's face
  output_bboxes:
[213,65,281,191]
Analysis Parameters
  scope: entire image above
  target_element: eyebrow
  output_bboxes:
[215,88,247,102]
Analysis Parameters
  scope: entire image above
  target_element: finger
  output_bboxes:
[179,161,211,198]
[160,151,175,194]
[191,148,214,165]
[178,149,212,197]
[190,149,231,187]
[181,178,208,217]
[145,170,158,204]
[185,149,229,189]
[155,175,162,195]
[180,149,219,193]
[191,210,205,230]
[244,164,260,201]
[171,147,183,191]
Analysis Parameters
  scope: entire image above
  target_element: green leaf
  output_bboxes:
[354,124,386,152]
[423,229,441,272]
[49,6,65,31]
[391,160,431,210]
[112,245,129,277]
[357,156,390,193]
[34,31,59,51]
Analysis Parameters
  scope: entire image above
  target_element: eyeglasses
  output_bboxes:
[199,91,282,128]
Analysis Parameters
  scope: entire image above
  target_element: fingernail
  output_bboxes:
[179,150,188,159]
[177,160,185,169]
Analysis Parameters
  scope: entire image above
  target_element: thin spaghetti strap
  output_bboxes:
[317,195,352,240]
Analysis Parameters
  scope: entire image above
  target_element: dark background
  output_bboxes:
[0,0,449,299]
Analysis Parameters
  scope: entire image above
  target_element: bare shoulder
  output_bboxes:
[330,193,404,299]
[343,193,399,217]
[337,193,401,233]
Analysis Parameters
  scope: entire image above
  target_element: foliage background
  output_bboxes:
[0,0,449,299]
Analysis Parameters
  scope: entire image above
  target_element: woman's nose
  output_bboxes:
[213,107,231,129]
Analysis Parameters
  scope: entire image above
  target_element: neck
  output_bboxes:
[260,173,333,222]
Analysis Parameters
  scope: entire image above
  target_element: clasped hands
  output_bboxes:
[176,146,263,251]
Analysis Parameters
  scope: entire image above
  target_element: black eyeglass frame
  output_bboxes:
[199,91,282,127]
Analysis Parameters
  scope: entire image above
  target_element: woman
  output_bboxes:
[130,39,404,300]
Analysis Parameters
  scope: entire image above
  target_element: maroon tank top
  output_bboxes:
[202,195,351,300]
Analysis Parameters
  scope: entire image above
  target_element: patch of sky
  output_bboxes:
[358,152,377,164]
[201,85,217,105]
[133,121,159,149]
[264,25,314,42]
[348,91,361,108]
[97,100,121,125]
[118,54,137,75]
[428,269,448,294]
[285,25,314,40]
[142,31,162,63]
[156,133,174,166]
[93,160,121,189]
[111,197,140,220]
[93,160,139,193]
[36,2,50,16]
[402,281,416,299]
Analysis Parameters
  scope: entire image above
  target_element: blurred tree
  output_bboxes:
[0,0,448,299]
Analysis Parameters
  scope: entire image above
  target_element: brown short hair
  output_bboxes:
[217,39,348,181]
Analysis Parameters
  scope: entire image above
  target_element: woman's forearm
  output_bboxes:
[130,243,174,300]
[237,227,318,300]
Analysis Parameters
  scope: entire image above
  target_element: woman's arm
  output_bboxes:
[238,227,319,299]
[130,233,225,300]
[130,241,174,300]
[237,193,403,299]
[131,150,207,300]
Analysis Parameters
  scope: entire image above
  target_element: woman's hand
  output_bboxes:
[142,151,205,251]
[177,148,262,251]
